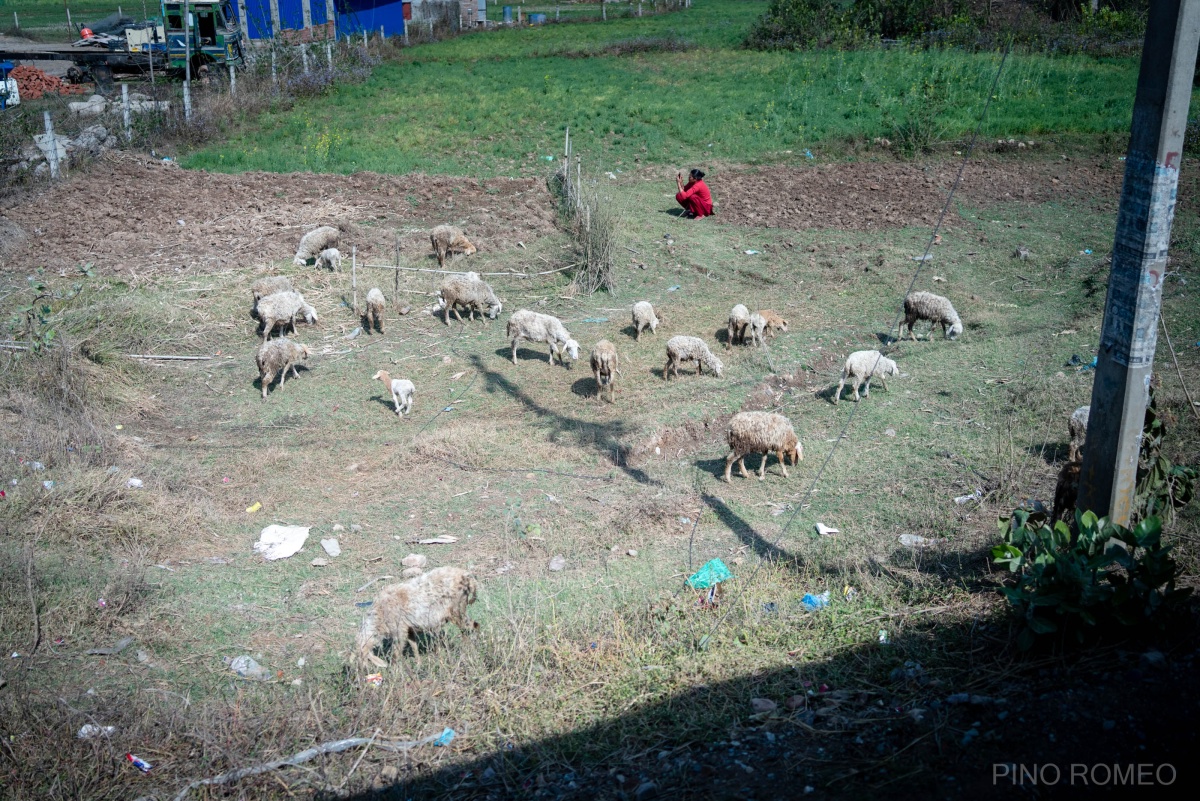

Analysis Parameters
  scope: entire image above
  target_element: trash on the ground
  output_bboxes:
[42,481,54,490]
[77,724,115,739]
[687,558,733,590]
[606,171,617,179]
[412,535,457,545]
[667,285,681,292]
[350,524,363,533]
[87,636,134,656]
[744,249,760,255]
[246,501,262,514]
[126,478,143,489]
[884,428,896,437]
[310,557,330,567]
[355,601,373,608]
[27,461,45,471]
[912,254,933,262]
[365,672,383,686]
[626,548,638,557]
[580,317,609,323]
[402,553,427,568]
[136,649,151,664]
[762,602,778,614]
[224,654,270,680]
[804,149,814,159]
[815,523,839,537]
[890,661,925,683]
[932,275,946,282]
[1080,356,1097,371]
[320,538,341,557]
[432,727,456,746]
[878,629,891,645]
[332,523,345,532]
[954,488,983,505]
[126,753,152,773]
[253,525,310,560]
[548,555,567,572]
[345,327,362,339]
[750,697,777,714]
[843,585,858,601]
[296,657,306,668]
[801,592,830,611]
[97,598,107,608]
[898,533,937,547]
[1084,248,1093,255]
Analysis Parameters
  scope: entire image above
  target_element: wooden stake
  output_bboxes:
[352,246,358,316]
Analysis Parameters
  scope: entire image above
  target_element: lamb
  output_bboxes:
[256,337,311,399]
[1067,405,1090,461]
[293,226,340,266]
[429,224,477,267]
[746,313,768,347]
[316,248,342,272]
[724,411,803,482]
[257,290,319,341]
[631,301,662,341]
[834,350,900,403]
[727,304,751,346]
[364,287,386,334]
[506,309,580,366]
[437,273,501,325]
[757,310,789,338]
[371,369,415,416]
[901,291,963,341]
[355,567,479,667]
[590,339,619,402]
[664,335,723,380]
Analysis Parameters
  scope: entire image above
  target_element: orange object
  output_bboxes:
[80,28,94,38]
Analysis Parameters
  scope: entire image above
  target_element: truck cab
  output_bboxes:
[162,1,243,72]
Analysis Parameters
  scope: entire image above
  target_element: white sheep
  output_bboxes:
[724,411,803,482]
[257,290,318,341]
[316,248,342,272]
[727,304,750,347]
[372,369,415,416]
[506,309,579,366]
[590,339,619,402]
[251,275,293,319]
[429,225,477,267]
[1068,405,1090,461]
[438,273,502,325]
[293,226,340,266]
[746,313,768,347]
[256,337,311,399]
[356,567,479,667]
[834,350,900,403]
[631,301,662,341]
[664,335,723,380]
[901,291,963,341]
[365,287,386,334]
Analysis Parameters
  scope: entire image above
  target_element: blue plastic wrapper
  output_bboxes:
[687,558,734,590]
[801,592,830,611]
[433,727,456,747]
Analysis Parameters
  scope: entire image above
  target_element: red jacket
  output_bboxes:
[676,179,713,217]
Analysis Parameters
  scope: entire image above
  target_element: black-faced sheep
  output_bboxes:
[1067,405,1090,461]
[834,350,899,403]
[758,310,789,338]
[257,290,319,341]
[355,567,479,667]
[506,309,579,367]
[724,411,803,482]
[590,339,619,402]
[632,301,662,341]
[902,291,963,341]
[316,248,342,272]
[664,335,723,380]
[430,224,477,267]
[727,304,750,347]
[365,287,386,334]
[256,337,311,399]
[372,369,415,416]
[294,226,340,266]
[438,272,501,325]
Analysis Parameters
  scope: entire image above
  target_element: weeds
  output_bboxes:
[548,159,620,294]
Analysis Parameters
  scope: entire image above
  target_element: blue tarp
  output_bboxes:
[237,0,406,39]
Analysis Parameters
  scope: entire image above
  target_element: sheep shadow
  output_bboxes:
[694,455,730,482]
[570,377,604,400]
[1026,442,1071,465]
[621,324,642,340]
[494,345,573,368]
[254,365,311,398]
[369,394,403,416]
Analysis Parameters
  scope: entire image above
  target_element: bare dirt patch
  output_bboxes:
[716,157,1125,232]
[0,152,558,276]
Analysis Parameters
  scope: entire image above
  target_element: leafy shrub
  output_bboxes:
[1134,399,1197,524]
[993,510,1191,650]
[744,0,850,50]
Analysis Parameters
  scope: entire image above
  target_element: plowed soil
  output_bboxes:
[0,153,557,276]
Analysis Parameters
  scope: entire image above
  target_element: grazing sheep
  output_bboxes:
[257,290,319,341]
[506,309,579,366]
[251,275,293,319]
[371,369,415,416]
[727,304,750,347]
[316,248,342,272]
[256,337,311,399]
[757,310,789,338]
[590,339,619,402]
[724,411,803,482]
[438,273,502,325]
[1067,405,1090,461]
[1052,459,1082,524]
[664,335,723,380]
[293,226,340,266]
[355,567,479,667]
[631,301,662,341]
[430,224,477,267]
[901,291,963,341]
[365,287,386,334]
[834,350,900,403]
[746,313,768,347]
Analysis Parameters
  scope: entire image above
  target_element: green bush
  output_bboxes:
[992,510,1191,650]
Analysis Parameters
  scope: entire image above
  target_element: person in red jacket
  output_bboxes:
[675,169,713,219]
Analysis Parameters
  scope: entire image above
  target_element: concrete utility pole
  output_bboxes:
[183,0,193,122]
[1079,0,1200,526]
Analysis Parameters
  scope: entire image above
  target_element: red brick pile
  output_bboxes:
[10,65,93,100]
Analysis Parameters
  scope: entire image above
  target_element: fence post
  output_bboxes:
[66,8,73,33]
[14,11,19,30]
[603,3,606,20]
[638,2,643,17]
[393,233,401,308]
[326,41,333,70]
[362,29,367,47]
[270,46,278,87]
[555,6,559,21]
[228,63,237,96]
[380,24,384,41]
[121,83,132,141]
[352,246,358,317]
[301,45,309,74]
[43,111,61,180]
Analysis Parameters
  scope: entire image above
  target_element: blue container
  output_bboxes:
[529,12,546,24]
[502,5,512,23]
